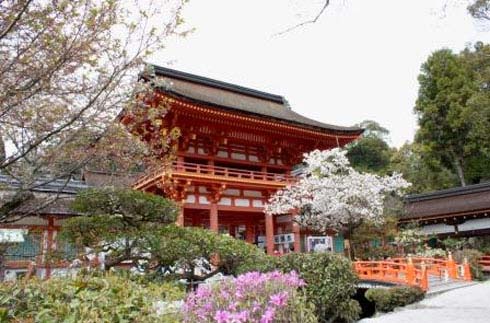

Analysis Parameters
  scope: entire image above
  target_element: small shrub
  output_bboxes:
[277,252,361,323]
[365,286,425,312]
[416,247,447,258]
[183,271,317,323]
[0,272,184,322]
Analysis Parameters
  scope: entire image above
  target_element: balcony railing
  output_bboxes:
[133,161,296,189]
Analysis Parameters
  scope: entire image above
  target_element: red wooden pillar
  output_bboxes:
[210,202,219,233]
[246,223,255,243]
[265,213,274,255]
[44,216,55,279]
[292,222,301,253]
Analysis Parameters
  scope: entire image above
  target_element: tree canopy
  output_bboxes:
[346,120,393,175]
[415,43,490,186]
[62,188,273,283]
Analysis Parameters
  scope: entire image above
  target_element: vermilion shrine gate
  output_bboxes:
[122,66,363,255]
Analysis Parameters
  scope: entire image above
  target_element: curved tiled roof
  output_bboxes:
[144,65,363,136]
[403,182,490,220]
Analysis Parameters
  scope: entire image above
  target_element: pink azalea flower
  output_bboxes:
[269,291,289,307]
[214,310,231,323]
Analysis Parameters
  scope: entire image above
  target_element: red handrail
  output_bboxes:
[133,161,296,187]
[354,256,473,291]
[479,255,490,272]
[354,260,429,290]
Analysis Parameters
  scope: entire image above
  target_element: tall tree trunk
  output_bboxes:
[454,157,466,187]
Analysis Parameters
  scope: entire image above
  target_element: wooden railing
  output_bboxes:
[172,161,295,181]
[354,260,429,291]
[133,161,296,188]
[480,255,490,273]
[353,255,472,291]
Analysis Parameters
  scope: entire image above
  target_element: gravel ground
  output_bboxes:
[360,281,490,323]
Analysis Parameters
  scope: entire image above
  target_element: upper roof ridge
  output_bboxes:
[148,64,285,104]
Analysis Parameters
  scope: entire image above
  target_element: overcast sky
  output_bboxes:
[155,0,490,147]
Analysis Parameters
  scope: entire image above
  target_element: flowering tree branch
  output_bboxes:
[265,148,411,233]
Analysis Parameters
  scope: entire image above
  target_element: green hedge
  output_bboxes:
[365,286,425,313]
[277,252,361,323]
[0,272,184,322]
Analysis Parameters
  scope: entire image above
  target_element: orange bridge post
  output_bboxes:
[406,256,416,286]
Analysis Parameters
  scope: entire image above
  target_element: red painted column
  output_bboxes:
[292,222,301,253]
[44,216,55,279]
[246,223,255,243]
[210,202,219,233]
[265,213,274,255]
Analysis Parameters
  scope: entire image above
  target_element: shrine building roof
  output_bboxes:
[142,65,363,136]
[402,182,490,221]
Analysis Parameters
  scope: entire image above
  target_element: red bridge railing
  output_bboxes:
[353,254,472,291]
[480,255,490,273]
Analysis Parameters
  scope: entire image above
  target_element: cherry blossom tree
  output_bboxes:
[0,0,189,222]
[265,148,411,233]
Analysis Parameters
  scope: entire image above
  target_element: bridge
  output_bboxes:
[353,254,472,292]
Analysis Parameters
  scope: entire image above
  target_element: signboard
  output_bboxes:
[0,229,26,243]
[306,236,333,252]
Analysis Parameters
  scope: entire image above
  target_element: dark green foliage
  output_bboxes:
[347,137,392,174]
[62,188,178,269]
[347,120,393,175]
[71,187,178,225]
[147,225,275,281]
[63,188,275,283]
[415,44,490,186]
[389,143,459,194]
[277,252,361,323]
[365,286,425,313]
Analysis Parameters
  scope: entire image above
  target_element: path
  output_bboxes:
[360,281,490,323]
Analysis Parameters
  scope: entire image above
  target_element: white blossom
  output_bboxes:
[265,148,411,232]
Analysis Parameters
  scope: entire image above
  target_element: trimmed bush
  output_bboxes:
[277,252,361,323]
[365,286,425,312]
[182,271,317,323]
[0,272,184,322]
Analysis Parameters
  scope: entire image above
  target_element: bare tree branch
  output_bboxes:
[0,0,33,41]
[274,0,331,36]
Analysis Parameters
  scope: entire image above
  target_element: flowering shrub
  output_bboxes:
[183,271,317,323]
